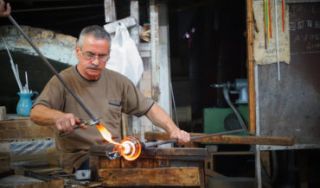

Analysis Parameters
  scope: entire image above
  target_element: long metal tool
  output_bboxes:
[7,15,99,124]
[144,129,246,148]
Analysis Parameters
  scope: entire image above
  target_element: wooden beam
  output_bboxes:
[145,132,294,146]
[99,167,201,187]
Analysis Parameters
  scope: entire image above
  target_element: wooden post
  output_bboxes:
[130,0,140,44]
[148,0,172,135]
[246,0,256,134]
[150,0,160,103]
[246,1,260,187]
[158,2,172,116]
[104,0,116,23]
[129,0,141,138]
[0,106,6,121]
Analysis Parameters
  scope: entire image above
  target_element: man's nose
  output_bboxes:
[91,57,99,66]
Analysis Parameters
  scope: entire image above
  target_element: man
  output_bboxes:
[0,0,11,17]
[30,25,190,173]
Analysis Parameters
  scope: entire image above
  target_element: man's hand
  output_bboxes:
[146,103,191,144]
[169,128,191,144]
[0,0,11,17]
[54,113,87,134]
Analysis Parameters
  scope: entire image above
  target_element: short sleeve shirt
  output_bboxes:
[34,66,154,171]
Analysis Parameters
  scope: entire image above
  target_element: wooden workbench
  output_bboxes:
[90,144,208,187]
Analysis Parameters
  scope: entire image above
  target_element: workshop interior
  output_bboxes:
[0,0,320,187]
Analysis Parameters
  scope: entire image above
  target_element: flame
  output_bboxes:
[96,123,142,161]
[96,123,120,146]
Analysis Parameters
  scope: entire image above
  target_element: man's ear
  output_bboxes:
[75,45,80,53]
[75,46,81,59]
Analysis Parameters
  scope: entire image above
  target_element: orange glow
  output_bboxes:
[96,123,120,146]
[96,123,142,161]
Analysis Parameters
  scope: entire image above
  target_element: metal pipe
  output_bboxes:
[274,0,281,81]
[222,86,247,130]
[144,129,245,148]
[7,15,99,124]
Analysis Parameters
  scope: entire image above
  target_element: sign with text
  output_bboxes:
[253,0,290,65]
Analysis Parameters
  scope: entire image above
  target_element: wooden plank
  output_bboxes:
[145,132,294,146]
[99,167,201,187]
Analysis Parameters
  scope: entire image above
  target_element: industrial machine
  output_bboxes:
[204,79,249,134]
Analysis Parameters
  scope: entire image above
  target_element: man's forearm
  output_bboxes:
[146,103,190,143]
[30,104,64,126]
[145,103,179,133]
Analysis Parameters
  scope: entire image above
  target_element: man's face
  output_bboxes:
[76,34,110,80]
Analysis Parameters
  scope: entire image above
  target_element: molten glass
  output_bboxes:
[113,136,142,161]
[96,123,142,161]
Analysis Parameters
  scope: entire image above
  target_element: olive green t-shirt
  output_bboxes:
[34,66,154,171]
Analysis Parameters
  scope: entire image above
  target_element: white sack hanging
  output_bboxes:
[106,23,144,85]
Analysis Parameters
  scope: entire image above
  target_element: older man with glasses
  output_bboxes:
[30,25,190,173]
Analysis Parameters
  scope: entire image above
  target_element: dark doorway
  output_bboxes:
[168,0,247,132]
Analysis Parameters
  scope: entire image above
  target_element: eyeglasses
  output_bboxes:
[80,49,110,62]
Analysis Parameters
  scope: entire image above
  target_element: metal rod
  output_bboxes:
[7,15,99,124]
[274,0,281,81]
[144,129,246,148]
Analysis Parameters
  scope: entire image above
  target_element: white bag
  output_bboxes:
[106,23,144,85]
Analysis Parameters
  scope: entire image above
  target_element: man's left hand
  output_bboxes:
[170,128,191,144]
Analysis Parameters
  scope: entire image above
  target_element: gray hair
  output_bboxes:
[77,25,111,47]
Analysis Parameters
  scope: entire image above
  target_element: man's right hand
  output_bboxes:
[55,113,88,134]
[30,105,88,135]
[0,0,11,17]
